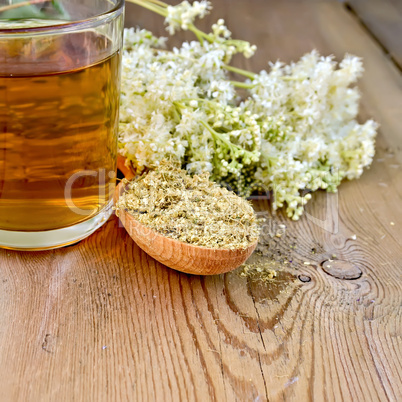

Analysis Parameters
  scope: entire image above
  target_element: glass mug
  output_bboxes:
[0,0,124,250]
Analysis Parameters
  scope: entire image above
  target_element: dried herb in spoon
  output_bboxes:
[115,161,259,250]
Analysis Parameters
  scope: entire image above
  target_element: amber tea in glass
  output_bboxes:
[0,0,124,249]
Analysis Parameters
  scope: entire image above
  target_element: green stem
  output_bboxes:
[191,27,204,44]
[280,76,303,81]
[200,120,232,152]
[230,80,256,89]
[126,0,214,45]
[180,98,215,107]
[223,64,255,80]
[200,120,254,159]
[146,0,168,8]
[173,101,185,110]
[0,0,52,13]
[126,0,167,18]
[189,24,213,44]
[172,105,181,123]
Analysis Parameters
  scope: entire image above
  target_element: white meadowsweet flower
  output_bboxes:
[165,1,211,34]
[119,9,377,220]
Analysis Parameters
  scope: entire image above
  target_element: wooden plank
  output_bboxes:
[0,1,401,401]
[226,1,402,399]
[347,0,402,69]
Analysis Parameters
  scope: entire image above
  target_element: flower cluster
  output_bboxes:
[119,0,377,219]
[165,0,211,34]
[119,27,260,176]
[243,52,377,218]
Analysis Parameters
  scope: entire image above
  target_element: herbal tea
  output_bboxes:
[0,30,120,231]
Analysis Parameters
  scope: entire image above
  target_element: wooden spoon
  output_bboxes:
[114,182,257,275]
[117,155,136,180]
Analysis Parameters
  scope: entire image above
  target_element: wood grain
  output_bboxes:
[347,0,402,69]
[0,1,401,401]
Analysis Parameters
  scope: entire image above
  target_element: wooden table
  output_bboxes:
[1,0,401,400]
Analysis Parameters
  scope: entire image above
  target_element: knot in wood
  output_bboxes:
[298,274,311,283]
[321,260,362,280]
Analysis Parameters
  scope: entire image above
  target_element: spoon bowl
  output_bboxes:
[114,182,257,275]
[117,155,136,180]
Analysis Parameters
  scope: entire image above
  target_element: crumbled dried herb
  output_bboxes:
[115,161,259,249]
[239,262,277,282]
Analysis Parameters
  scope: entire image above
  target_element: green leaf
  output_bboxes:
[0,0,70,21]
[51,0,70,20]
[1,1,47,19]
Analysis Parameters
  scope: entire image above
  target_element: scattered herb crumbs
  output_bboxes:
[240,262,277,282]
[115,161,259,249]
